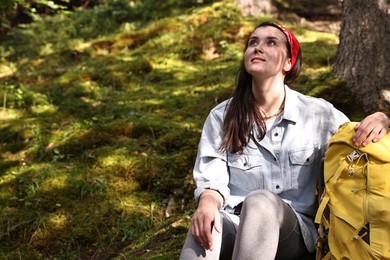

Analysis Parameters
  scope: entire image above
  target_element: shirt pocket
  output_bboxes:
[227,154,263,192]
[288,147,318,189]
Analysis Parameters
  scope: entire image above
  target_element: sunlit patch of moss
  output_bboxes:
[47,211,69,231]
[93,147,141,180]
[39,174,67,194]
[0,63,16,78]
[0,109,23,121]
[70,39,92,53]
[109,176,140,196]
[301,29,339,44]
[30,103,58,115]
[150,58,199,79]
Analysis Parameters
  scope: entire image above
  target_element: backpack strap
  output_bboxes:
[327,159,348,183]
[315,192,329,224]
[315,156,347,225]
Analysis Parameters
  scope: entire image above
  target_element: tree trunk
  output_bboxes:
[234,0,276,16]
[333,0,390,114]
[281,0,341,20]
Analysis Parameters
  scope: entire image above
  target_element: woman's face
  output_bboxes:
[244,26,292,80]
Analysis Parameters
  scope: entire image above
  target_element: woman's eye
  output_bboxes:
[267,40,276,46]
[248,39,258,47]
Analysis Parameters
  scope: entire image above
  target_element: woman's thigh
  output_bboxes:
[240,190,307,260]
[273,195,308,259]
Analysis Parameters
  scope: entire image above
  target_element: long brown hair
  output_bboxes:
[219,22,302,154]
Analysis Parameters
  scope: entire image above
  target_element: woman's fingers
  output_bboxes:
[191,212,214,250]
[353,112,390,146]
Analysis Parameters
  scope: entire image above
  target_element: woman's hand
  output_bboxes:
[353,112,390,146]
[191,189,223,251]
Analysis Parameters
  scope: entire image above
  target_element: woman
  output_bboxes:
[180,21,390,259]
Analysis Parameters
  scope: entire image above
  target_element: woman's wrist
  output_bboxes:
[199,189,223,210]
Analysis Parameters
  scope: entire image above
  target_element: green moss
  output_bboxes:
[122,217,192,259]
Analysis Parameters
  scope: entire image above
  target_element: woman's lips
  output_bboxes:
[251,56,265,62]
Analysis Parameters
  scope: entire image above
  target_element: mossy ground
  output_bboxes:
[0,0,364,259]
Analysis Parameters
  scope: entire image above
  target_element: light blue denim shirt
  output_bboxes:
[193,85,349,252]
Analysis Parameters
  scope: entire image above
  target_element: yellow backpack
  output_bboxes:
[315,122,390,260]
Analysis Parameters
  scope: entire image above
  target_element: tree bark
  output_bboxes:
[281,0,341,20]
[333,0,390,114]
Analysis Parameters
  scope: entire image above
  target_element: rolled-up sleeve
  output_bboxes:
[193,102,230,207]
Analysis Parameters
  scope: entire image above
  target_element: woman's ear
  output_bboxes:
[283,58,292,73]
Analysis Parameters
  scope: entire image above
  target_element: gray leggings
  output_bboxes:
[180,190,308,260]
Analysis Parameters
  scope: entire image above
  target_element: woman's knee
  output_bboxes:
[242,190,284,215]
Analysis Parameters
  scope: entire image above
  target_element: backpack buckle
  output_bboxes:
[346,150,360,163]
[348,168,356,177]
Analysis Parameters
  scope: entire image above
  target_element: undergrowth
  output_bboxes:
[0,0,363,259]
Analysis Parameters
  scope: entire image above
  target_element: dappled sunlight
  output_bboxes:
[70,39,92,53]
[116,194,155,216]
[47,120,86,144]
[30,102,58,115]
[172,84,226,97]
[151,58,199,77]
[0,63,16,79]
[94,149,141,176]
[40,175,68,193]
[0,109,23,121]
[39,43,55,56]
[301,30,339,44]
[0,163,56,187]
[31,58,46,68]
[302,66,333,79]
[47,212,69,231]
[141,98,164,106]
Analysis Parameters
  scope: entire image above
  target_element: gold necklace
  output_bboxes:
[263,103,284,120]
[263,92,286,120]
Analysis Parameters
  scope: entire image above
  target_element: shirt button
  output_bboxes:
[276,185,280,189]
[274,133,279,137]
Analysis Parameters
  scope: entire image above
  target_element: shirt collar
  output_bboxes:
[281,85,301,124]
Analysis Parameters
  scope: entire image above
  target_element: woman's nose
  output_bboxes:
[254,44,263,53]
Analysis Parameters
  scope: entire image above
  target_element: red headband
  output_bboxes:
[272,23,300,73]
